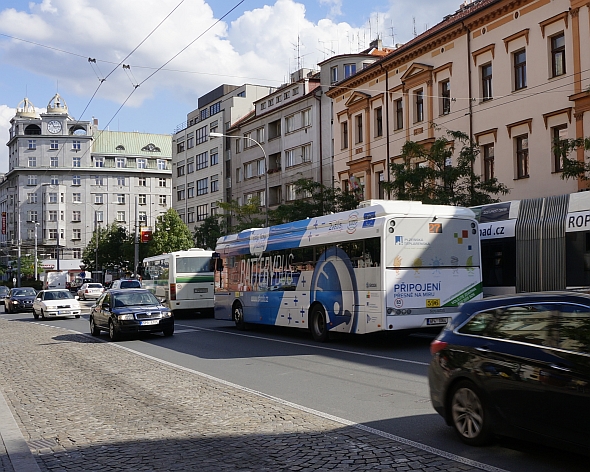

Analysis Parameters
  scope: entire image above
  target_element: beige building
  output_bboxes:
[327,0,590,203]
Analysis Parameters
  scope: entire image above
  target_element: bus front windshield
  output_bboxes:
[176,257,211,273]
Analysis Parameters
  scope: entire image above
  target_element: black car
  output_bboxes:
[0,285,9,305]
[4,287,37,313]
[428,291,590,452]
[89,288,174,341]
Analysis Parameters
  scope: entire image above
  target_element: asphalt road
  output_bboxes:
[2,301,587,472]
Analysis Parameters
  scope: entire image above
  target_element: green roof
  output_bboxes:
[92,130,172,157]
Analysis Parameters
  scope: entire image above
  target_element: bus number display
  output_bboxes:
[429,223,442,233]
[426,298,441,308]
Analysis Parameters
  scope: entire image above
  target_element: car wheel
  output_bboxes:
[450,381,492,446]
[310,305,329,342]
[81,294,85,301]
[90,317,101,336]
[33,309,39,320]
[40,309,45,319]
[75,315,81,319]
[162,325,174,337]
[233,303,246,330]
[108,320,120,341]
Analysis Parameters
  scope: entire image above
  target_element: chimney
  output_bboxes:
[93,118,99,127]
[369,38,382,50]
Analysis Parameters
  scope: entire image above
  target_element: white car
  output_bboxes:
[33,289,81,320]
[77,283,105,300]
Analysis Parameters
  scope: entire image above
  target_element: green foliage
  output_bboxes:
[82,223,135,272]
[269,179,361,225]
[148,209,194,256]
[554,137,590,183]
[218,197,266,234]
[193,215,223,250]
[383,129,510,207]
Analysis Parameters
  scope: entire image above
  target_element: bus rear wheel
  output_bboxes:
[310,305,329,342]
[233,303,246,330]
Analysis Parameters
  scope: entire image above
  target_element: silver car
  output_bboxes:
[77,283,104,300]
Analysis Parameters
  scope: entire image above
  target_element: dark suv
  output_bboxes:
[429,291,590,452]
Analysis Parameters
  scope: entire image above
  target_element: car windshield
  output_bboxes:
[113,291,159,307]
[120,280,141,288]
[45,291,74,300]
[12,288,36,297]
[88,284,102,289]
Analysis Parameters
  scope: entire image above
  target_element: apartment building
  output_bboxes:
[327,0,590,202]
[1,93,172,277]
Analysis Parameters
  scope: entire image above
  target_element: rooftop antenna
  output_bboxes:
[318,40,336,60]
[413,17,417,37]
[389,21,396,46]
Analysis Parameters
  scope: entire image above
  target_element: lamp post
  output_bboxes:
[209,132,269,227]
[34,223,39,281]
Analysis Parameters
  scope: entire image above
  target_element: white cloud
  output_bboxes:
[0,105,15,173]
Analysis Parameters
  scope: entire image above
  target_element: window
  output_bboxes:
[138,177,147,187]
[483,143,495,181]
[197,152,208,170]
[330,66,338,83]
[177,141,185,153]
[514,50,527,90]
[72,193,81,203]
[72,248,81,259]
[197,204,208,222]
[116,157,126,168]
[188,159,196,174]
[285,115,295,133]
[139,211,147,224]
[48,210,57,222]
[552,125,568,172]
[196,126,207,144]
[27,193,38,204]
[50,175,59,185]
[440,80,451,115]
[292,87,299,96]
[187,182,194,198]
[50,156,58,167]
[27,211,38,222]
[210,101,221,115]
[235,138,240,154]
[117,194,125,204]
[244,162,254,179]
[72,211,81,222]
[302,109,311,127]
[48,229,57,240]
[236,167,242,183]
[257,159,266,175]
[268,119,281,139]
[72,229,81,240]
[117,176,126,186]
[117,211,126,222]
[516,134,529,179]
[94,156,104,167]
[177,187,185,201]
[374,107,383,137]
[211,174,219,192]
[344,63,356,78]
[72,175,80,185]
[355,114,363,144]
[95,211,103,222]
[302,144,311,163]
[256,127,265,143]
[551,33,566,77]
[415,89,424,122]
[210,148,219,166]
[276,95,282,103]
[177,165,185,177]
[286,183,297,201]
[48,193,58,203]
[186,208,194,224]
[50,140,58,150]
[284,91,290,99]
[157,159,166,170]
[260,102,266,110]
[341,121,348,149]
[395,99,403,130]
[28,139,36,150]
[158,178,167,187]
[482,64,493,101]
[28,156,37,167]
[94,176,104,185]
[197,178,208,195]
[137,158,147,169]
[268,98,274,106]
[94,194,104,204]
[72,140,80,150]
[285,150,294,168]
[158,195,166,206]
[27,175,37,185]
[211,202,218,216]
[72,157,81,167]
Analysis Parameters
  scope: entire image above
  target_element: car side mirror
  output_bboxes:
[102,302,110,309]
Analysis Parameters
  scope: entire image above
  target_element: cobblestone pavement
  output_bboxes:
[0,319,495,472]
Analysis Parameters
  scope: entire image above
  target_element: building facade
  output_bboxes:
[327,0,590,203]
[1,94,172,280]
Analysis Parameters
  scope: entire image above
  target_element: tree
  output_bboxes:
[193,215,223,250]
[383,130,510,207]
[218,196,266,233]
[148,208,194,256]
[554,136,590,183]
[269,179,361,225]
[82,223,134,272]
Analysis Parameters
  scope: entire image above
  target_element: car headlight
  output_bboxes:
[161,311,172,318]
[12,300,19,305]
[117,313,135,320]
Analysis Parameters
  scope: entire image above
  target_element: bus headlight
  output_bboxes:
[117,313,134,320]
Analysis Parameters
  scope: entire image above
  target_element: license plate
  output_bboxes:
[140,320,159,326]
[427,317,449,326]
[194,288,208,293]
[58,311,68,315]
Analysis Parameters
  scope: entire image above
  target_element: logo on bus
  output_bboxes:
[347,212,359,234]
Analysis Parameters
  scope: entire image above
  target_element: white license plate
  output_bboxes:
[140,320,159,326]
[427,317,449,326]
[58,311,69,315]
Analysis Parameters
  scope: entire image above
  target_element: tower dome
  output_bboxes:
[46,93,68,114]
[15,97,38,118]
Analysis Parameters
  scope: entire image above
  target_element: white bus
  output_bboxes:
[142,248,216,316]
[214,200,482,341]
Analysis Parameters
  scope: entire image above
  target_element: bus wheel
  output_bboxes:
[310,305,329,342]
[233,303,246,330]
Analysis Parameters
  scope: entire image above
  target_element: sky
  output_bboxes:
[0,0,465,173]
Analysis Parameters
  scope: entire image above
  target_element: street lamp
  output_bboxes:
[209,132,269,227]
[34,222,39,281]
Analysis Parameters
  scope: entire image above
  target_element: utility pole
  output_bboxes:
[134,196,139,278]
[16,213,21,287]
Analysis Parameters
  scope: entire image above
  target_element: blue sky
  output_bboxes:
[0,0,463,172]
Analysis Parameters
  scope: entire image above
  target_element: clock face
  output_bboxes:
[47,120,62,134]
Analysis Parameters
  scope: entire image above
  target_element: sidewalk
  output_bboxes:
[0,318,493,472]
